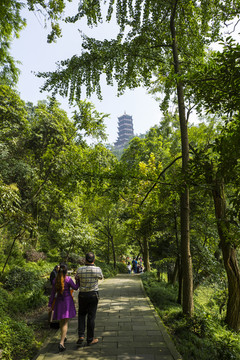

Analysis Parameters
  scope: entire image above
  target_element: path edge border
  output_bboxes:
[139,275,183,360]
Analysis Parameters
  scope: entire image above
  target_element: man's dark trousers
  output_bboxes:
[78,291,99,343]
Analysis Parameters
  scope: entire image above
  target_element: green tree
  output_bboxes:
[188,40,240,331]
[190,39,240,116]
[39,0,239,316]
[25,100,108,256]
[0,86,110,271]
[188,118,240,331]
[0,0,70,84]
[75,145,123,266]
[118,120,182,275]
[0,85,33,272]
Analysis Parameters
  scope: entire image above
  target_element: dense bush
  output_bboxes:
[1,267,48,315]
[58,252,86,268]
[116,262,128,273]
[45,248,60,262]
[0,287,9,313]
[95,260,118,278]
[141,272,240,360]
[0,286,41,360]
[4,266,44,291]
[0,313,38,360]
[170,308,240,360]
[10,288,47,314]
[67,253,85,266]
[0,260,55,360]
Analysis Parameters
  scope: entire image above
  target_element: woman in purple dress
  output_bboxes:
[48,263,79,352]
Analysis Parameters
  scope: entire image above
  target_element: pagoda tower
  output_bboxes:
[115,112,134,148]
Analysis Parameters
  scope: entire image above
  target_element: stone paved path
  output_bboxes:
[35,274,182,360]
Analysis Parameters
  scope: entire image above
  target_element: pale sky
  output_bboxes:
[11,4,163,144]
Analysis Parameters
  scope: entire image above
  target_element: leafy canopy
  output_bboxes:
[38,0,239,103]
[190,38,240,116]
[0,0,71,84]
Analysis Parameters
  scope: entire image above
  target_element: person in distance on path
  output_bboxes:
[48,264,60,326]
[75,252,103,346]
[132,258,138,273]
[127,262,132,274]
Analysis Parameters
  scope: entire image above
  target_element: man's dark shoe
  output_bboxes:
[76,337,84,346]
[87,338,98,346]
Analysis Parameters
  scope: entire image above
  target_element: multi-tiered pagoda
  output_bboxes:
[114,112,134,148]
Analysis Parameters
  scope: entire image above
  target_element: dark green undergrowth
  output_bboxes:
[0,263,49,360]
[95,259,128,277]
[141,271,240,360]
[0,259,126,360]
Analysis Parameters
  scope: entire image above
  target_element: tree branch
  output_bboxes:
[140,155,182,206]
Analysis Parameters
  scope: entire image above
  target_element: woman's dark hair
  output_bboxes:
[55,264,68,295]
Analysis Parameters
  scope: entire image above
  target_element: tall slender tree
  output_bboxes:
[189,42,240,330]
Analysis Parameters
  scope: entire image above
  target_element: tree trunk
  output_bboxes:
[173,201,181,291]
[143,236,151,272]
[177,259,183,305]
[46,213,52,232]
[65,239,75,262]
[170,259,179,284]
[212,179,240,331]
[137,238,144,257]
[173,200,182,303]
[2,230,25,274]
[110,235,116,269]
[170,2,193,316]
[107,237,110,264]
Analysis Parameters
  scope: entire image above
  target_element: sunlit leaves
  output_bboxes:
[0,85,29,141]
[0,0,71,83]
[190,39,240,116]
[0,180,21,222]
[0,0,24,84]
[73,99,108,142]
[57,197,96,253]
[0,85,113,261]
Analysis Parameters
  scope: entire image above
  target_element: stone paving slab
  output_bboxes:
[34,274,182,360]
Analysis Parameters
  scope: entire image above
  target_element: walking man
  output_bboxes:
[75,252,103,346]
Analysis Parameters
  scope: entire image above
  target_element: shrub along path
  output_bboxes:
[34,274,182,360]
